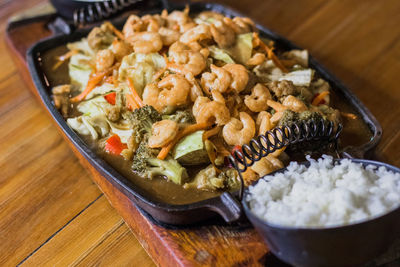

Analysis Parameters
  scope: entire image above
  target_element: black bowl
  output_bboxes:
[242,159,400,267]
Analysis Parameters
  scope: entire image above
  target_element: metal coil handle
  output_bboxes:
[228,118,343,201]
[73,0,144,26]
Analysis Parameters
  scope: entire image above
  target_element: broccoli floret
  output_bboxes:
[162,109,195,124]
[278,110,324,126]
[124,105,162,143]
[132,141,188,185]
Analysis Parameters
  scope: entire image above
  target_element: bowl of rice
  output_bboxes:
[243,155,400,267]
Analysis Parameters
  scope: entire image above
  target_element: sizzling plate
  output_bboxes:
[26,2,382,225]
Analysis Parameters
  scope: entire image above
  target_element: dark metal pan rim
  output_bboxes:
[242,158,400,231]
[26,2,382,223]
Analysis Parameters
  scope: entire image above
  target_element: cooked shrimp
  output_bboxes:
[142,74,190,112]
[168,50,206,76]
[159,27,180,46]
[232,17,256,33]
[222,112,255,146]
[282,95,308,112]
[126,32,163,54]
[242,168,259,186]
[200,64,231,94]
[185,72,203,102]
[250,155,282,177]
[95,49,115,72]
[211,90,225,104]
[148,120,178,148]
[223,64,249,93]
[193,97,230,126]
[179,24,212,44]
[256,111,273,135]
[111,40,132,61]
[210,20,236,48]
[198,11,225,21]
[123,15,143,38]
[158,74,190,107]
[244,83,271,112]
[246,53,266,66]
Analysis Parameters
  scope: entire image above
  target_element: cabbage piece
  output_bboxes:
[279,69,314,87]
[209,46,235,64]
[253,59,284,82]
[283,49,308,67]
[172,130,209,165]
[226,33,253,64]
[118,53,166,96]
[77,96,109,116]
[68,39,94,90]
[86,83,116,99]
[107,120,133,143]
[67,114,109,140]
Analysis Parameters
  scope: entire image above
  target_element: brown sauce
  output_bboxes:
[41,45,373,205]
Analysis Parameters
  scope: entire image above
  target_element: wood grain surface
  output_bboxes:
[2,0,400,266]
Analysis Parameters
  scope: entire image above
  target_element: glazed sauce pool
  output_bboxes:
[41,45,373,205]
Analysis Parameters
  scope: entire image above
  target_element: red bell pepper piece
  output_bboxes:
[105,134,127,155]
[104,92,116,105]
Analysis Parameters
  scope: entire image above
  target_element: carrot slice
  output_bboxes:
[70,70,110,103]
[127,77,144,107]
[157,122,211,160]
[312,91,330,106]
[53,49,78,70]
[104,21,125,40]
[202,126,221,141]
[341,112,357,120]
[253,33,288,73]
[125,93,139,110]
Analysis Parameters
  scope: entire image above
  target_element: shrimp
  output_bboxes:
[232,17,256,33]
[158,74,190,107]
[246,53,266,66]
[168,50,206,76]
[223,64,249,93]
[244,83,272,112]
[200,64,231,94]
[126,32,163,54]
[148,120,179,148]
[210,20,236,48]
[193,97,230,126]
[250,155,283,177]
[111,40,132,61]
[256,111,273,135]
[179,24,212,44]
[142,74,190,112]
[123,15,143,38]
[282,95,308,113]
[222,112,255,146]
[159,27,181,46]
[211,90,225,104]
[242,168,259,186]
[95,49,115,72]
[185,72,204,102]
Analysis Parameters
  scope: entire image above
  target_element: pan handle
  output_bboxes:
[209,192,243,223]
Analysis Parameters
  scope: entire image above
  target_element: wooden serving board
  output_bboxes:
[5,8,271,267]
[6,1,400,266]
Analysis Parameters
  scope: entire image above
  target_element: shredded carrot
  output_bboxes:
[127,77,144,107]
[312,91,330,106]
[104,21,125,40]
[202,126,221,141]
[52,49,78,70]
[253,33,288,73]
[157,122,211,160]
[71,69,112,103]
[105,76,114,84]
[125,93,139,110]
[341,112,357,120]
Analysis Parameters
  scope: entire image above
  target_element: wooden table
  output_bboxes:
[1,0,400,266]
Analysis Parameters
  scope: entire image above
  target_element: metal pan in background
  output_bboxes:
[26,1,382,225]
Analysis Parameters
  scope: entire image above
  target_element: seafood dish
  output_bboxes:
[50,7,362,198]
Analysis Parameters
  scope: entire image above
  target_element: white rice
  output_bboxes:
[246,155,400,227]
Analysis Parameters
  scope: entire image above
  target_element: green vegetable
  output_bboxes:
[118,53,166,96]
[124,105,162,144]
[162,110,195,124]
[226,33,253,64]
[132,141,188,185]
[209,46,235,64]
[172,130,210,165]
